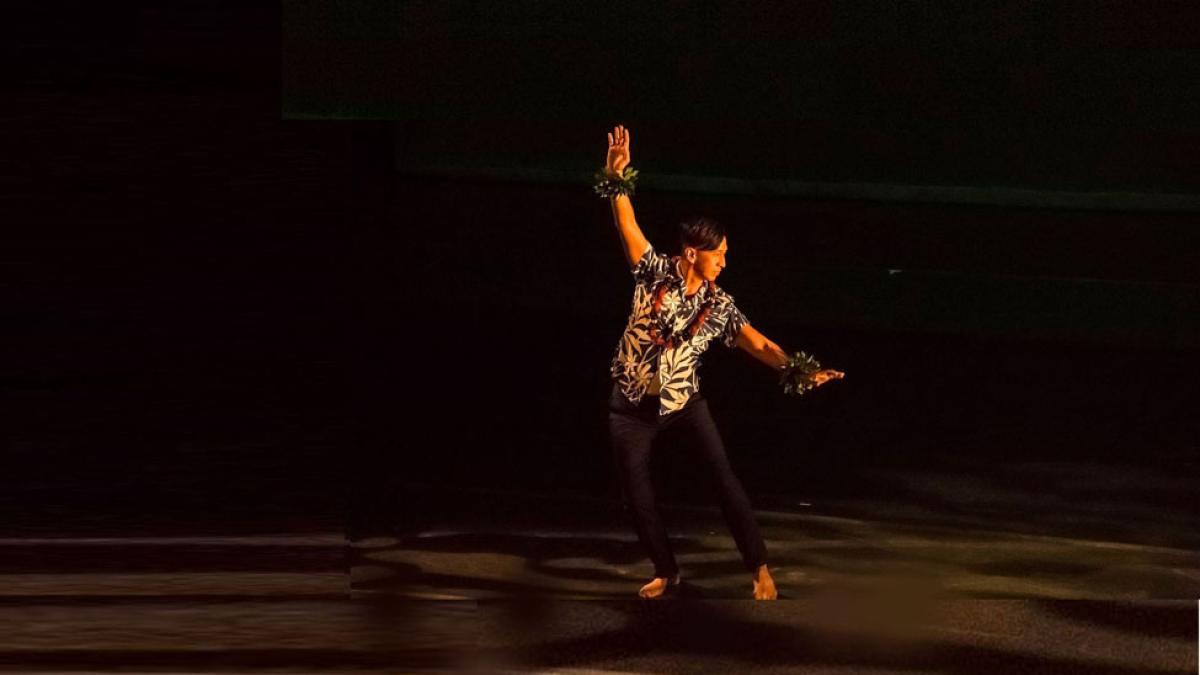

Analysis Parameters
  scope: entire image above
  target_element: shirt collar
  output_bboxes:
[672,256,709,300]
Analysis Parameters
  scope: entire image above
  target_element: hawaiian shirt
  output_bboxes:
[610,244,750,416]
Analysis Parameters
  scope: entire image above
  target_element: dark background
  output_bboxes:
[6,2,1198,546]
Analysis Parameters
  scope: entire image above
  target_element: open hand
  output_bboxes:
[811,369,845,387]
[606,124,631,175]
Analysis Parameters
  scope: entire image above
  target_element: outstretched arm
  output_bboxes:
[735,323,790,370]
[605,124,650,268]
[735,324,845,386]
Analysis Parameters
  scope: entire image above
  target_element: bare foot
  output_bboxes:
[638,574,679,599]
[752,564,778,600]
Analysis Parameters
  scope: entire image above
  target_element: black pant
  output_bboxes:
[607,380,768,579]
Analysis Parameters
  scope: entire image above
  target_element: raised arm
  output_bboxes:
[606,124,650,268]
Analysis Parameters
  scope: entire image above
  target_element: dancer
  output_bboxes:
[599,124,844,600]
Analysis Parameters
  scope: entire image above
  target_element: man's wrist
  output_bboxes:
[594,165,638,198]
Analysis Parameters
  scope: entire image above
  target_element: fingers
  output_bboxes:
[609,124,628,147]
[812,370,845,387]
[607,131,613,146]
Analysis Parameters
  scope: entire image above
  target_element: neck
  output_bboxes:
[678,258,706,296]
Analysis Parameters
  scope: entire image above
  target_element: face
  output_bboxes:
[685,236,728,282]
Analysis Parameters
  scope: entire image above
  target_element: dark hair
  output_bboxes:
[677,216,726,254]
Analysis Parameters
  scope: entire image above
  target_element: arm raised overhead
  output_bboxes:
[605,124,651,268]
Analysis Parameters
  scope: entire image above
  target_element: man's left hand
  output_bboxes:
[811,369,845,387]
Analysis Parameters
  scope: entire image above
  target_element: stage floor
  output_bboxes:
[353,484,1200,601]
[343,487,1200,672]
[3,487,1196,674]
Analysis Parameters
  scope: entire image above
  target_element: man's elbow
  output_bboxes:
[734,327,763,352]
[738,337,767,355]
[749,333,773,353]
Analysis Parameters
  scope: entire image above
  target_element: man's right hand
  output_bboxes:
[606,124,631,176]
[605,123,650,267]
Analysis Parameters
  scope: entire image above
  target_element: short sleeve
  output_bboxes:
[631,244,674,285]
[720,300,749,348]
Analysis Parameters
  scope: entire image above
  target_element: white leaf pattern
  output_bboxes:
[610,244,750,417]
[718,294,749,349]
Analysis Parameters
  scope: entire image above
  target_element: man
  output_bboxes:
[604,124,843,600]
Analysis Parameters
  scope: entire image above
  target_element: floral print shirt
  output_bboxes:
[610,244,750,416]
